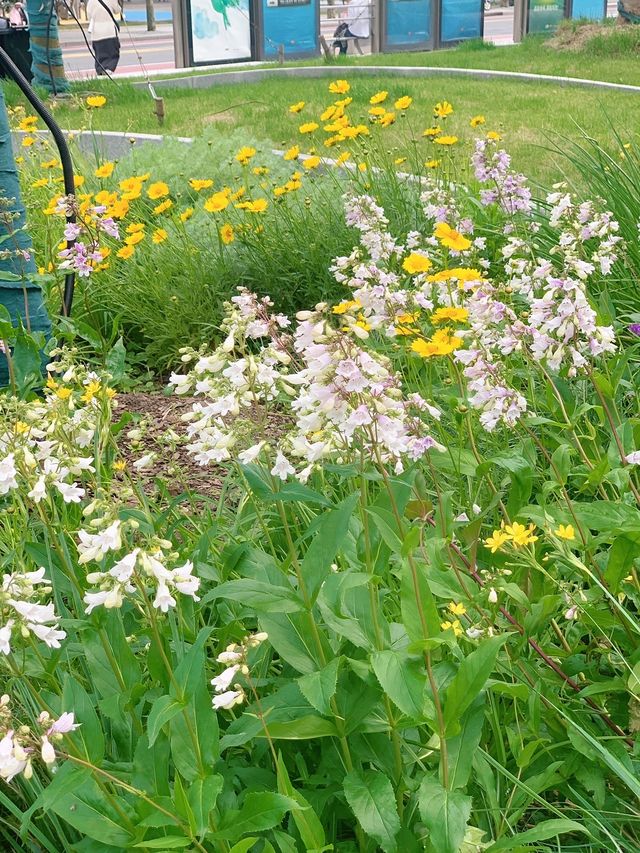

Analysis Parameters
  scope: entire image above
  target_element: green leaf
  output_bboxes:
[486,818,590,851]
[447,695,486,789]
[444,635,510,732]
[105,337,126,382]
[62,675,105,764]
[418,776,471,853]
[265,715,338,739]
[365,506,404,554]
[208,579,304,613]
[133,837,191,849]
[605,533,640,592]
[214,793,298,841]
[46,776,134,846]
[187,774,224,837]
[12,324,42,394]
[343,769,400,852]
[148,696,184,747]
[301,493,358,599]
[400,559,440,641]
[228,840,259,853]
[297,658,340,715]
[170,627,213,702]
[276,754,326,851]
[371,649,429,720]
[170,682,219,780]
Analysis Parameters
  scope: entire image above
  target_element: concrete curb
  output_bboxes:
[130,64,640,95]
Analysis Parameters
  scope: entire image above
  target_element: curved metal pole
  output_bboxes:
[0,44,76,316]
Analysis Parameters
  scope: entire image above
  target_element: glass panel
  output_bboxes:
[263,0,317,57]
[386,0,430,46]
[571,0,605,19]
[441,0,482,43]
[527,0,565,34]
[189,0,253,63]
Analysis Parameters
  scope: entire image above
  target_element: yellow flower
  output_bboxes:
[189,179,213,191]
[153,199,173,215]
[113,460,126,472]
[423,126,442,137]
[180,207,194,223]
[394,157,407,165]
[152,228,168,244]
[237,198,268,213]
[119,177,144,198]
[358,163,367,173]
[107,199,130,219]
[402,253,432,275]
[335,151,351,166]
[448,601,467,616]
[230,187,246,202]
[320,105,337,122]
[31,178,48,189]
[434,100,453,118]
[332,299,361,315]
[504,522,538,548]
[284,145,300,161]
[14,420,29,435]
[425,160,440,169]
[45,375,58,390]
[303,155,321,170]
[379,112,396,127]
[412,328,463,358]
[86,95,107,108]
[15,156,24,164]
[329,79,350,94]
[484,529,509,553]
[253,166,269,176]
[470,115,486,128]
[220,223,235,245]
[299,122,319,134]
[555,524,575,541]
[369,90,388,104]
[289,101,305,113]
[22,135,36,147]
[394,96,412,110]
[368,106,386,117]
[125,232,145,246]
[74,175,85,188]
[440,620,463,637]
[434,222,471,252]
[334,96,352,108]
[487,131,502,141]
[18,115,38,131]
[235,146,257,165]
[55,387,72,400]
[117,245,135,260]
[41,159,59,169]
[126,222,145,234]
[81,380,101,403]
[434,135,458,146]
[431,306,469,325]
[147,181,169,200]
[94,162,115,179]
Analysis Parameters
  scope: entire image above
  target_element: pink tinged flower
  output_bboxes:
[564,605,578,620]
[212,689,244,710]
[211,665,239,693]
[625,451,640,465]
[50,712,79,734]
[271,451,294,481]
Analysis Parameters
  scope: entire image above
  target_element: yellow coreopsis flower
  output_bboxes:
[55,387,72,400]
[402,253,432,275]
[299,122,319,134]
[423,126,442,138]
[434,135,458,146]
[289,101,305,113]
[152,228,168,244]
[487,131,502,141]
[147,181,169,200]
[117,245,135,259]
[379,113,396,127]
[21,135,36,147]
[41,159,59,169]
[370,90,388,104]
[31,178,48,189]
[18,115,38,131]
[180,207,194,223]
[368,106,386,117]
[334,96,352,108]
[108,199,130,219]
[332,299,361,314]
[86,95,107,108]
[320,105,337,122]
[238,198,268,213]
[431,306,469,325]
[425,160,440,169]
[126,222,145,234]
[235,146,257,165]
[81,380,101,403]
[504,522,538,547]
[430,327,464,354]
[252,166,269,176]
[153,199,173,215]
[358,163,367,172]
[119,177,144,195]
[113,460,126,472]
[335,151,351,165]
[470,115,486,128]
[95,162,115,179]
[125,232,145,246]
[394,96,412,110]
[434,222,471,252]
[554,524,575,541]
[303,156,321,170]
[434,100,453,118]
[204,192,230,213]
[329,79,350,94]
[220,223,235,244]
[284,145,300,161]
[189,179,213,191]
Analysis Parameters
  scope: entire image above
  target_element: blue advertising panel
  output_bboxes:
[262,0,318,58]
[385,0,431,47]
[571,0,605,19]
[527,0,565,34]
[440,0,482,43]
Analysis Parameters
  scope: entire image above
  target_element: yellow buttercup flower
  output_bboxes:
[204,192,230,213]
[126,222,145,234]
[431,306,469,325]
[21,135,36,147]
[117,245,135,259]
[299,122,319,134]
[125,232,145,246]
[180,207,194,223]
[95,162,114,179]
[86,95,107,108]
[448,601,466,616]
[18,115,38,131]
[484,529,509,553]
[504,522,538,547]
[284,145,300,161]
[487,131,502,141]
[303,156,321,170]
[440,620,463,637]
[554,524,575,541]
[147,181,169,200]
[189,179,213,191]
[153,199,173,215]
[434,135,458,146]
[289,101,305,113]
[235,146,257,165]
[220,223,235,245]
[394,96,412,110]
[55,387,72,400]
[434,222,472,252]
[470,115,486,128]
[329,79,350,94]
[369,90,388,104]
[434,100,453,118]
[423,126,442,138]
[332,299,361,315]
[402,253,432,275]
[152,228,168,244]
[425,160,440,169]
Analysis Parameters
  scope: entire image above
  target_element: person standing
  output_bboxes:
[86,0,121,75]
[334,0,369,55]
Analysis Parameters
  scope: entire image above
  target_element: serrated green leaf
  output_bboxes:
[297,658,340,715]
[486,818,590,850]
[343,769,400,852]
[418,776,471,853]
[444,635,510,732]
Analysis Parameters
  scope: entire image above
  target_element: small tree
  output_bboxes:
[26,0,71,95]
[0,83,51,386]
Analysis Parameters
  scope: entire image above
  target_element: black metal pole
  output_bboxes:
[0,44,76,316]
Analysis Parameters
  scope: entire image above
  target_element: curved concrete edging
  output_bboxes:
[130,63,640,95]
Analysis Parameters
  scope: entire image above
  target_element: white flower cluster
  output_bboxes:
[211,632,268,711]
[79,519,200,614]
[0,567,65,655]
[0,696,78,783]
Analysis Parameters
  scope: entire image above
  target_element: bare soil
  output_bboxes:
[546,21,625,52]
